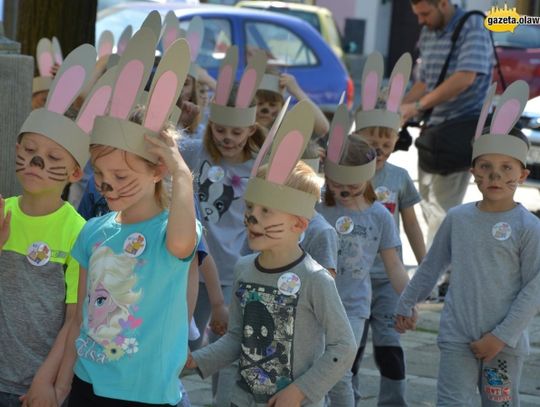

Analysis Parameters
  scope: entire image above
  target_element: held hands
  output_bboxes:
[394,306,419,334]
[144,131,191,179]
[470,333,506,362]
[0,195,12,253]
[267,383,305,407]
[209,303,229,336]
[185,352,198,369]
[19,381,57,407]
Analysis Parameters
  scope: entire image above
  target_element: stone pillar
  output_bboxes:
[0,24,33,197]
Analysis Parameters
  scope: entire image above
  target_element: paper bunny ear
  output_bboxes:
[21,44,98,167]
[244,100,317,219]
[140,10,162,43]
[117,25,133,55]
[236,49,266,108]
[214,46,238,106]
[472,80,530,166]
[76,67,117,134]
[386,52,412,113]
[490,80,528,136]
[51,36,63,65]
[186,16,204,63]
[162,11,181,51]
[108,27,156,120]
[250,96,291,177]
[326,104,350,164]
[36,37,53,77]
[361,52,384,111]
[97,30,115,58]
[144,38,191,132]
[474,83,497,140]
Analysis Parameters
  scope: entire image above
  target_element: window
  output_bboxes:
[180,18,232,69]
[493,26,540,49]
[244,21,317,67]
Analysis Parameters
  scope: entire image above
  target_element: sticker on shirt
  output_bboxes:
[483,367,512,402]
[277,272,301,296]
[27,242,51,266]
[335,216,354,235]
[492,222,511,241]
[208,165,225,183]
[123,233,146,257]
[375,186,397,214]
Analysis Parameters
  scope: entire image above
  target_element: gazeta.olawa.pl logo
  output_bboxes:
[484,4,540,32]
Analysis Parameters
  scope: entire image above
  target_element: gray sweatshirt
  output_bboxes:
[192,252,356,405]
[396,203,540,355]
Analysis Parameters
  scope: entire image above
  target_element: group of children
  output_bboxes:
[1,10,539,407]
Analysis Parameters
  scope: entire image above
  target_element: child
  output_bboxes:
[0,44,99,407]
[318,103,410,407]
[255,67,329,138]
[352,52,425,406]
[187,100,356,407]
[54,31,201,406]
[396,81,540,406]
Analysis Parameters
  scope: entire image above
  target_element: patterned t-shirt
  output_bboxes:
[0,197,84,395]
[71,211,201,405]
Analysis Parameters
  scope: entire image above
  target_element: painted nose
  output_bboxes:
[222,138,232,145]
[489,172,502,181]
[340,191,350,198]
[30,156,45,170]
[260,107,270,114]
[375,148,383,157]
[101,182,113,192]
[245,215,258,225]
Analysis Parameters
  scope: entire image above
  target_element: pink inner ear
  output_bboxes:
[187,32,201,61]
[47,65,85,114]
[77,86,112,134]
[54,52,63,65]
[267,131,304,184]
[98,41,113,58]
[38,53,53,77]
[110,60,144,119]
[145,71,178,132]
[491,99,520,135]
[386,73,404,112]
[362,71,378,110]
[236,68,257,108]
[163,29,177,51]
[117,39,128,55]
[327,124,345,162]
[215,65,233,105]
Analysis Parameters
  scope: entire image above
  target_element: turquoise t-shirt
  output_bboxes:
[71,211,201,405]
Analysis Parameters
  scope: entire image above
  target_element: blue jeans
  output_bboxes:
[0,391,21,407]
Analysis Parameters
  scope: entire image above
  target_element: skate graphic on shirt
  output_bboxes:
[76,246,143,363]
[375,186,397,214]
[236,282,298,402]
[337,225,372,280]
[197,160,247,223]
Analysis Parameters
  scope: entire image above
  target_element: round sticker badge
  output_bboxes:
[375,186,391,203]
[335,216,354,235]
[27,241,51,266]
[278,272,301,296]
[492,222,511,241]
[123,233,147,257]
[208,166,225,183]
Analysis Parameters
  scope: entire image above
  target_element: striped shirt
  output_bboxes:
[419,7,493,125]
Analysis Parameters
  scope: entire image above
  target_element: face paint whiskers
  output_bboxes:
[263,223,285,240]
[15,155,26,172]
[117,178,142,198]
[47,165,69,182]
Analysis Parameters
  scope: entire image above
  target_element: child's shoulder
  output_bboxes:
[309,211,335,233]
[300,253,335,283]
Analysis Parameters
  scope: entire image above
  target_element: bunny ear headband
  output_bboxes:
[209,46,267,128]
[259,73,281,95]
[174,16,204,80]
[324,103,376,185]
[472,80,529,166]
[33,37,59,94]
[244,99,317,219]
[91,28,191,164]
[355,51,412,132]
[21,44,98,167]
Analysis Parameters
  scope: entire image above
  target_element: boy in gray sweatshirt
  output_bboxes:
[395,81,540,406]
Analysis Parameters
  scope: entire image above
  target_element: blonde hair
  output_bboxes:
[324,136,377,205]
[87,246,141,343]
[256,160,321,202]
[355,126,398,141]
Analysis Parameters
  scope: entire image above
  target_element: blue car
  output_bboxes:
[97,2,354,113]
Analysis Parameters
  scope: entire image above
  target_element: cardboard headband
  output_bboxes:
[355,51,412,132]
[21,44,104,168]
[91,28,191,164]
[472,80,530,166]
[209,46,266,128]
[324,104,376,185]
[33,37,63,94]
[258,73,281,95]
[244,99,317,219]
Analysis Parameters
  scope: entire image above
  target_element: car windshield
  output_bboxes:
[493,25,540,49]
[96,9,152,43]
[267,8,321,33]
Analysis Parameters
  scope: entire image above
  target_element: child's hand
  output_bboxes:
[185,352,198,369]
[20,381,57,407]
[209,303,229,336]
[267,383,305,407]
[470,333,506,362]
[0,195,12,252]
[394,310,417,333]
[279,73,301,96]
[144,131,190,179]
[179,100,201,129]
